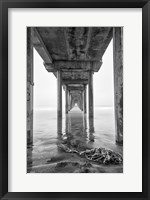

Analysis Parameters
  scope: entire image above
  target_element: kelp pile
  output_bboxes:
[58,144,123,165]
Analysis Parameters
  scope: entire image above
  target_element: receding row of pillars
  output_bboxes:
[57,70,94,119]
[27,27,123,145]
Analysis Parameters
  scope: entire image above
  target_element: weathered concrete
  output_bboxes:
[34,27,112,91]
[83,85,87,114]
[28,27,120,146]
[65,86,69,114]
[88,71,94,119]
[67,91,71,111]
[89,117,94,133]
[65,114,70,134]
[89,117,95,142]
[44,61,102,72]
[83,114,87,132]
[36,27,112,61]
[27,27,34,145]
[32,28,52,63]
[79,94,83,111]
[57,70,62,118]
[63,79,88,85]
[68,85,84,91]
[113,27,123,144]
[57,116,62,135]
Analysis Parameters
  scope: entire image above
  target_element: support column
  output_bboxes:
[65,85,69,114]
[65,114,71,135]
[113,27,123,144]
[57,70,62,118]
[68,92,71,111]
[68,91,71,111]
[83,114,87,133]
[89,117,95,142]
[88,71,94,119]
[83,85,87,114]
[81,93,83,111]
[70,95,72,110]
[27,27,34,145]
[71,96,74,109]
[57,116,62,136]
[78,94,83,111]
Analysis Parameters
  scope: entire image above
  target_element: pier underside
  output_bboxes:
[27,27,123,173]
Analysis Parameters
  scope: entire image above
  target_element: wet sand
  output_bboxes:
[27,106,123,173]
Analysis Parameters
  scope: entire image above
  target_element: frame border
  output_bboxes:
[0,0,150,199]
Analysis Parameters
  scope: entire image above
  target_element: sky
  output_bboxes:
[33,39,114,109]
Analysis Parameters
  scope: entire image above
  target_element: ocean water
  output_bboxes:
[27,106,123,173]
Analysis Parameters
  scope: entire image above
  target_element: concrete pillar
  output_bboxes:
[65,114,69,134]
[78,96,81,110]
[88,71,94,119]
[65,114,71,134]
[83,85,87,113]
[89,117,94,133]
[72,96,74,108]
[27,27,34,145]
[69,92,72,111]
[67,90,70,111]
[27,146,33,173]
[78,94,83,111]
[113,27,123,144]
[70,96,73,110]
[57,116,62,136]
[57,70,62,118]
[65,86,69,114]
[89,117,95,142]
[69,93,71,111]
[81,93,83,111]
[83,114,87,133]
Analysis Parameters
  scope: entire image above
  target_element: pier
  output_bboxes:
[27,27,123,145]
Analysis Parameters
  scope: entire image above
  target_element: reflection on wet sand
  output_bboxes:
[27,107,123,173]
[60,111,89,151]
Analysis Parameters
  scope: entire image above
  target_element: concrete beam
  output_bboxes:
[69,91,82,95]
[88,27,113,60]
[32,27,53,64]
[113,27,123,144]
[68,84,83,87]
[63,79,88,85]
[100,28,113,59]
[68,86,84,91]
[44,60,102,72]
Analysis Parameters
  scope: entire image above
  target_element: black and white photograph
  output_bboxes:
[27,27,123,173]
